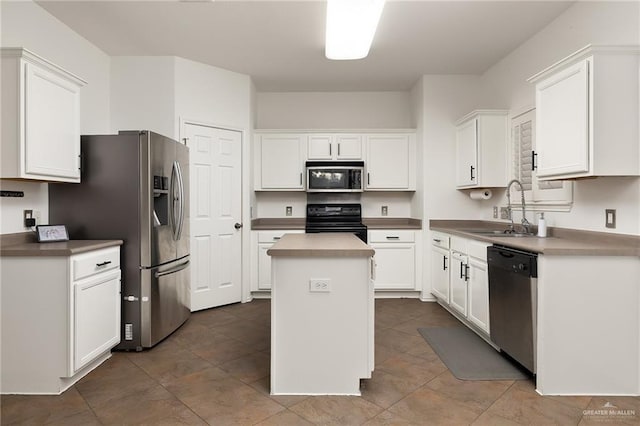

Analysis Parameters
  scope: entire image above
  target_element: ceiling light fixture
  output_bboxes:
[325,0,386,60]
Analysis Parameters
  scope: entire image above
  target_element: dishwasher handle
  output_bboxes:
[487,246,538,278]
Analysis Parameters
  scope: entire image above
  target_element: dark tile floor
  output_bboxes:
[2,299,639,425]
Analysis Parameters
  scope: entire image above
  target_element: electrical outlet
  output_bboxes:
[381,205,388,216]
[493,206,498,218]
[500,207,510,220]
[605,209,616,228]
[23,209,35,228]
[309,278,331,293]
[285,206,292,216]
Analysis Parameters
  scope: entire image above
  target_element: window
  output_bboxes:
[511,108,573,209]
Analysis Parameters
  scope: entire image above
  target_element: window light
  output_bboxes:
[325,0,386,60]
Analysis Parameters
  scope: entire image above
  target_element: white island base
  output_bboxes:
[268,233,375,395]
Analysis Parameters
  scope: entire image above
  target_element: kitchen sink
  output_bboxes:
[462,229,537,238]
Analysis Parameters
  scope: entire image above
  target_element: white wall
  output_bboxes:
[0,1,111,234]
[175,57,252,135]
[111,57,176,139]
[420,75,484,221]
[255,91,413,129]
[477,0,640,235]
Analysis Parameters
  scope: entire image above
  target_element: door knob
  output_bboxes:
[234,223,243,230]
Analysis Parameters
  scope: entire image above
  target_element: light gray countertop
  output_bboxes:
[267,233,375,257]
[430,220,640,256]
[1,233,123,256]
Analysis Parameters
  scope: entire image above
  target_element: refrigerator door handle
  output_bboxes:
[154,259,190,278]
[175,160,185,241]
[169,161,176,239]
[170,161,180,241]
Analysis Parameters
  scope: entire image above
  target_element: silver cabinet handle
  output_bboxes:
[386,236,400,240]
[96,261,112,267]
[329,144,332,156]
[300,172,303,186]
[338,143,341,156]
[273,236,281,240]
[433,238,442,243]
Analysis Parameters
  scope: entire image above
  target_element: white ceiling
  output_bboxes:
[36,0,574,91]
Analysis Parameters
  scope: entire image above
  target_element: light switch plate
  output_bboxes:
[286,206,292,216]
[381,206,388,216]
[605,209,616,228]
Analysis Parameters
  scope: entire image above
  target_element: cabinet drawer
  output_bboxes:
[450,236,470,253]
[257,231,301,243]
[72,247,120,281]
[368,230,415,243]
[431,232,450,249]
[467,240,490,262]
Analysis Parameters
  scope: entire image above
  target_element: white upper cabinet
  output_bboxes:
[511,108,573,205]
[254,133,307,191]
[455,110,509,189]
[255,130,416,192]
[1,48,86,183]
[365,133,416,190]
[528,45,640,180]
[307,134,362,160]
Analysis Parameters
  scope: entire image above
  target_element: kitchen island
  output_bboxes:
[267,233,375,395]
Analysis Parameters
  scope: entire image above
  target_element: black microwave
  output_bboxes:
[306,161,364,192]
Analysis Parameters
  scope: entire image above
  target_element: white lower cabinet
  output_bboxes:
[430,232,490,336]
[369,230,420,291]
[253,230,303,291]
[74,270,121,371]
[430,232,450,303]
[1,245,121,394]
[449,250,468,315]
[467,256,490,333]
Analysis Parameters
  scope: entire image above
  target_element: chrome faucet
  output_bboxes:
[506,179,532,234]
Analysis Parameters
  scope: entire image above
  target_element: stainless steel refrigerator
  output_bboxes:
[49,130,190,350]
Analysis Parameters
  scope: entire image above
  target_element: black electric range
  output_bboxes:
[305,203,368,243]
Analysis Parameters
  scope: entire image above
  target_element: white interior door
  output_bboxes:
[185,123,242,311]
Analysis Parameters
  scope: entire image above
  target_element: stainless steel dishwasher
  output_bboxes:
[487,245,538,374]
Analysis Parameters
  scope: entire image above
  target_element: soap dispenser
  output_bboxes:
[537,213,547,237]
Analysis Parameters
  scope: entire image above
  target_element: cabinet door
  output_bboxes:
[259,134,305,189]
[512,109,573,204]
[371,244,415,290]
[257,243,272,290]
[467,258,490,334]
[455,118,478,187]
[335,134,362,160]
[430,246,449,303]
[307,135,333,160]
[449,252,468,316]
[366,134,410,189]
[74,271,121,371]
[535,59,589,178]
[24,62,81,181]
